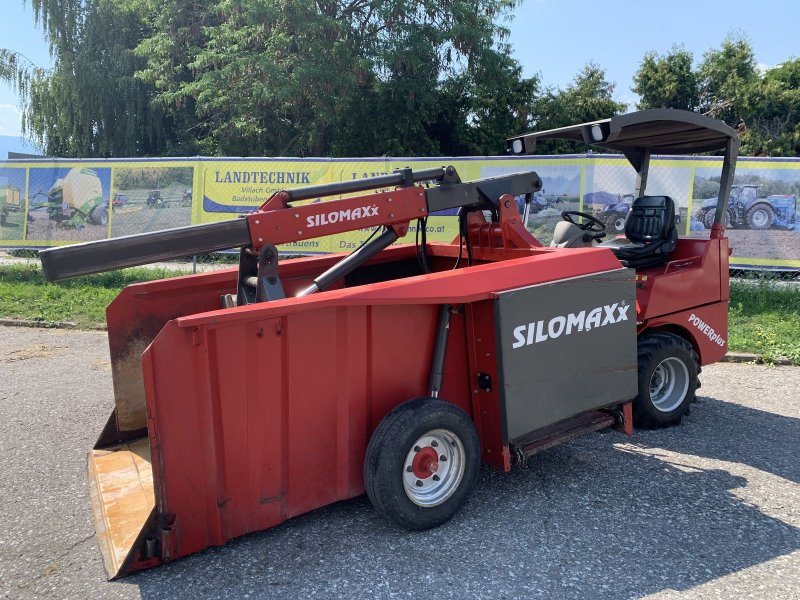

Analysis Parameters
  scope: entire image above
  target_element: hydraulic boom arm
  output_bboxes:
[39,166,542,283]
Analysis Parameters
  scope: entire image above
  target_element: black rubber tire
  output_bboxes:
[746,204,774,230]
[364,398,480,531]
[0,212,6,225]
[634,333,699,428]
[91,206,109,226]
[727,208,737,229]
[702,209,715,230]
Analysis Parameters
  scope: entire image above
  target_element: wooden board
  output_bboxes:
[88,437,154,579]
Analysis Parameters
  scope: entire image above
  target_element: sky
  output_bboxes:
[1,0,798,141]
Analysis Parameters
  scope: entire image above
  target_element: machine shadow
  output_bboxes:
[130,399,799,598]
[640,394,800,485]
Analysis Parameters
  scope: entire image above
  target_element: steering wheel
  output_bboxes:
[561,210,607,240]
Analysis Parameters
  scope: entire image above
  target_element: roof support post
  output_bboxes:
[635,148,651,197]
[711,137,740,238]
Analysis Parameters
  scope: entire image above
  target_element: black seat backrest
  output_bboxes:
[625,196,676,245]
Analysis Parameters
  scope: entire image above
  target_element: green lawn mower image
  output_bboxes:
[36,168,108,229]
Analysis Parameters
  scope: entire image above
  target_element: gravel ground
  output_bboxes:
[0,326,798,600]
[24,209,108,243]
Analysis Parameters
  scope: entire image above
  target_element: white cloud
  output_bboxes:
[0,104,22,137]
[756,62,774,76]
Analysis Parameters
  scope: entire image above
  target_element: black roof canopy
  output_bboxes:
[507,109,739,169]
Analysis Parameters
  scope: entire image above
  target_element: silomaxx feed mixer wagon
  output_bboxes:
[40,109,738,579]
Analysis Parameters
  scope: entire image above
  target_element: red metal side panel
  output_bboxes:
[646,302,729,366]
[143,322,222,557]
[107,268,238,432]
[637,239,722,321]
[142,302,474,562]
[134,246,628,566]
[283,307,359,517]
[209,318,289,539]
[636,236,730,367]
[466,301,508,472]
[719,237,730,302]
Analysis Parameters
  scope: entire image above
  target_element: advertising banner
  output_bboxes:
[1,155,798,270]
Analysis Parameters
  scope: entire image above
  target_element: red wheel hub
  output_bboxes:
[411,447,439,479]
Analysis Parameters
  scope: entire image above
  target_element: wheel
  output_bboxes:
[0,213,6,225]
[702,209,715,229]
[561,210,606,240]
[746,204,774,230]
[91,206,108,226]
[634,333,699,428]
[608,212,626,232]
[364,398,480,530]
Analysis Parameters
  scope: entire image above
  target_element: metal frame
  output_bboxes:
[43,110,738,580]
[507,108,740,229]
[40,168,542,284]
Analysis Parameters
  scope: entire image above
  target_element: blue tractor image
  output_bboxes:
[695,184,797,230]
[597,193,635,233]
[584,192,679,233]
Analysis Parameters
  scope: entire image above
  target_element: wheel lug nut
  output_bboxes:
[440,455,447,461]
[431,440,438,447]
[432,474,440,481]
[414,446,421,452]
[415,480,423,487]
[406,466,412,472]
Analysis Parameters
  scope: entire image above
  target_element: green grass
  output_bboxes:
[729,279,800,364]
[0,264,798,364]
[0,263,186,328]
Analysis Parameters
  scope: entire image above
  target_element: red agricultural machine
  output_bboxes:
[40,109,738,579]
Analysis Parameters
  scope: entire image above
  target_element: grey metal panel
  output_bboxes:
[494,268,637,442]
[508,109,738,156]
[39,218,252,281]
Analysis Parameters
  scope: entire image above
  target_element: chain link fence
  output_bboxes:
[1,156,798,282]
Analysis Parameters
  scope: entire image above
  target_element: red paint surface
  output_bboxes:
[99,201,730,576]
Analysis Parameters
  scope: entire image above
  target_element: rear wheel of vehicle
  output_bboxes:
[91,206,108,226]
[702,209,715,229]
[611,213,626,232]
[746,204,774,230]
[634,333,699,428]
[364,398,480,531]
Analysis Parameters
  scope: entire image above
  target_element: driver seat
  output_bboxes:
[599,195,678,269]
[551,220,596,248]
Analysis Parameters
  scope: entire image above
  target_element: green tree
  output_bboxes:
[3,0,174,157]
[697,34,758,125]
[740,58,800,156]
[3,0,532,158]
[529,63,627,153]
[632,46,698,111]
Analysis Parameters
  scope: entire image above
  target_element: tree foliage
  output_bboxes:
[3,0,539,158]
[530,63,627,153]
[632,46,698,111]
[5,0,173,157]
[633,34,800,156]
[5,7,800,159]
[697,35,758,124]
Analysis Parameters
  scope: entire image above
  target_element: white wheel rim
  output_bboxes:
[649,357,690,412]
[752,210,768,227]
[614,217,625,231]
[403,428,466,507]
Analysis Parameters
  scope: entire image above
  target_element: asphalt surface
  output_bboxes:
[1,326,798,599]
